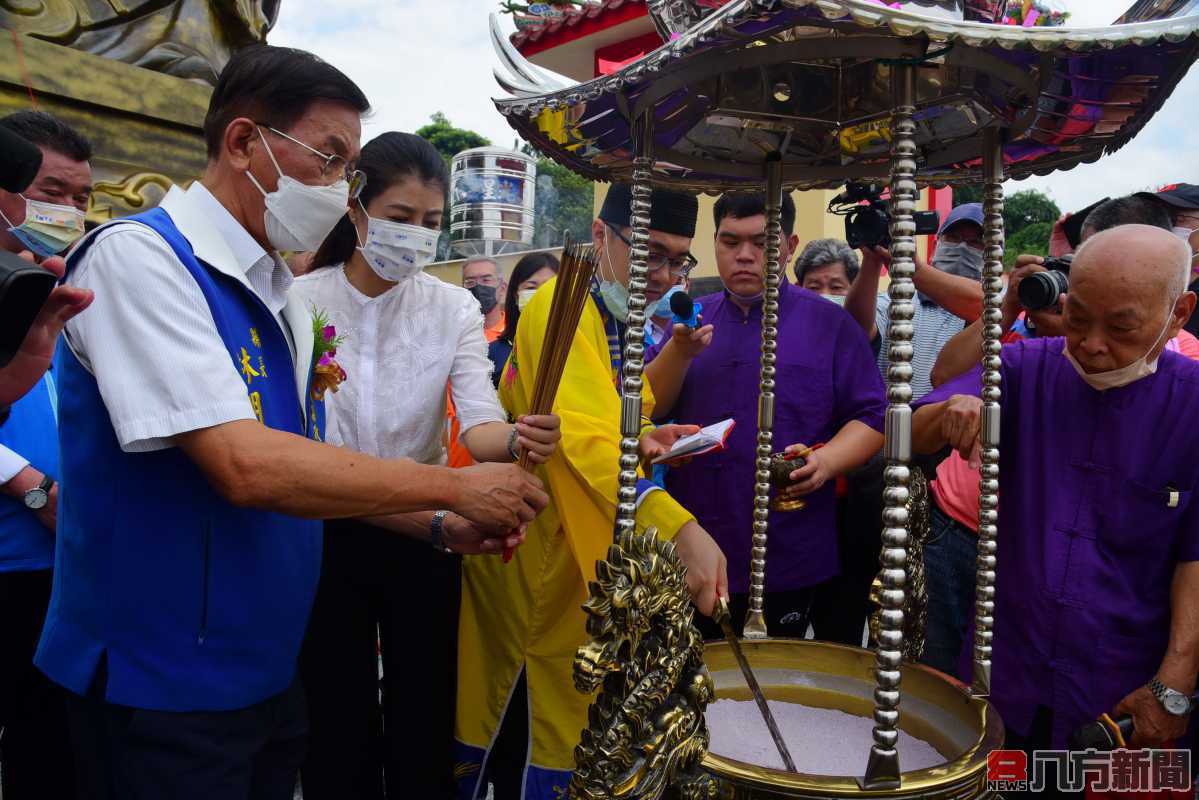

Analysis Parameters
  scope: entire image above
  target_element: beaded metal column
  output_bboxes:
[972,128,1005,697]
[743,154,784,640]
[862,63,916,791]
[614,113,655,540]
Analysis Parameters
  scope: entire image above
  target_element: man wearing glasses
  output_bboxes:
[461,255,508,342]
[455,184,727,800]
[40,45,547,800]
[843,202,987,400]
[647,192,886,640]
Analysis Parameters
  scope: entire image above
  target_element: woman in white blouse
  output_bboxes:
[291,132,560,800]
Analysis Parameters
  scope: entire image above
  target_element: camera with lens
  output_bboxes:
[1017,255,1073,312]
[828,182,941,249]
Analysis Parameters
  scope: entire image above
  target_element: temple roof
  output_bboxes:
[491,0,1199,192]
[510,0,648,51]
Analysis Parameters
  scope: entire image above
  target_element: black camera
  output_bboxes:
[1017,255,1073,312]
[828,183,941,249]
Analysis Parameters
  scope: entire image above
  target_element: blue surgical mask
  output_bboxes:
[598,230,630,322]
[650,285,684,319]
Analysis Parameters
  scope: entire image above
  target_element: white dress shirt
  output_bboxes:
[291,266,506,464]
[64,183,313,453]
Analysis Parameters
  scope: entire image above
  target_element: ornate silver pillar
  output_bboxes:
[972,128,1005,696]
[614,113,655,540]
[863,63,916,791]
[743,154,784,640]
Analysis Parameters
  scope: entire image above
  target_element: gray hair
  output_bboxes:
[462,255,501,277]
[794,238,860,285]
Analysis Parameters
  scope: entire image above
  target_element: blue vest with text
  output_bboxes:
[35,207,324,712]
[0,374,58,572]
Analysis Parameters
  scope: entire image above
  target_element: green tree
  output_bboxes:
[416,112,491,165]
[1003,189,1059,239]
[1004,220,1053,267]
[532,157,594,248]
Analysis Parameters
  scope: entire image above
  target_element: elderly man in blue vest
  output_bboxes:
[38,45,549,800]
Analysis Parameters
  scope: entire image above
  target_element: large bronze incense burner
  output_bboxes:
[491,1,1199,797]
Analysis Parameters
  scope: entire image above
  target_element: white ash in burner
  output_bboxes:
[705,699,945,775]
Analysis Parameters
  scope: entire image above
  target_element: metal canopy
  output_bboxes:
[493,0,1199,192]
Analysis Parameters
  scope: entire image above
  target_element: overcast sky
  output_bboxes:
[270,0,1198,212]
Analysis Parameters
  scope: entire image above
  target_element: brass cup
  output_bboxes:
[768,451,806,512]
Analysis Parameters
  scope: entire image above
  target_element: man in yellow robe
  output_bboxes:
[455,186,727,800]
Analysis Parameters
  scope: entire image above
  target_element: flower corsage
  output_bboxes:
[311,309,347,401]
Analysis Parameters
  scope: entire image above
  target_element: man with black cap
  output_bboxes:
[454,184,728,800]
[1137,183,1199,337]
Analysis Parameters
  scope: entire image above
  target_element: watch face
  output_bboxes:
[25,488,48,510]
[1164,694,1190,715]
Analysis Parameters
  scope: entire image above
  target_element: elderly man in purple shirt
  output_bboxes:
[650,192,885,639]
[913,224,1199,755]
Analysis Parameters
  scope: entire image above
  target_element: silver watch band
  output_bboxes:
[1149,677,1195,715]
[430,510,451,553]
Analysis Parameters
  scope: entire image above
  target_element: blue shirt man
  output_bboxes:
[38,46,546,800]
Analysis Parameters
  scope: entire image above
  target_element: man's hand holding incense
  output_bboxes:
[674,521,728,618]
[451,463,549,531]
[513,414,561,464]
[443,512,528,556]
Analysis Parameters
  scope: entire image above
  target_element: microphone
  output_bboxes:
[670,290,700,329]
[0,127,43,194]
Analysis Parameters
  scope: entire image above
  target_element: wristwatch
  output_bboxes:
[1149,677,1195,716]
[506,426,521,462]
[430,510,452,553]
[23,475,53,510]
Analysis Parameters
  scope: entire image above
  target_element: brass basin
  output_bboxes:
[701,640,1004,799]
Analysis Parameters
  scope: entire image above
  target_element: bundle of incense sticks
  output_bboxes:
[504,236,599,562]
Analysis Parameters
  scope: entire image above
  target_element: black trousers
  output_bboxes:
[692,588,814,642]
[808,459,884,646]
[66,675,306,800]
[0,568,76,800]
[300,519,461,799]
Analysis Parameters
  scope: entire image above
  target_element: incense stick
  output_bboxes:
[504,237,599,560]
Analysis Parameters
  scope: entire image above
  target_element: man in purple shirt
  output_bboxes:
[913,225,1199,756]
[650,192,885,639]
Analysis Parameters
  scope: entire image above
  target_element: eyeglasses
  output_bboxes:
[462,274,500,289]
[605,223,697,278]
[256,124,366,199]
[939,229,985,251]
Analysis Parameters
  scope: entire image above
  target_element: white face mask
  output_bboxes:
[821,292,847,307]
[245,128,349,252]
[1063,303,1176,391]
[355,207,438,284]
[516,288,538,311]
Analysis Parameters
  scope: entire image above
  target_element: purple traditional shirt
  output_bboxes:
[917,337,1199,747]
[649,281,885,594]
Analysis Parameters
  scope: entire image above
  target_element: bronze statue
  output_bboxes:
[569,528,722,800]
[1,0,280,84]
